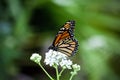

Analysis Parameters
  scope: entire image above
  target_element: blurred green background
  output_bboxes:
[0,0,120,80]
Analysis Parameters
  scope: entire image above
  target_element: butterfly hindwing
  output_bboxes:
[57,38,78,56]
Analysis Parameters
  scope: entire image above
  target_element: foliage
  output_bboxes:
[0,0,120,80]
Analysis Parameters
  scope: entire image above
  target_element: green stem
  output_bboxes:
[38,63,54,80]
[55,65,59,80]
[69,74,75,80]
[59,68,65,77]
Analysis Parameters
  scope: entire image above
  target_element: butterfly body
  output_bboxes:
[49,20,78,57]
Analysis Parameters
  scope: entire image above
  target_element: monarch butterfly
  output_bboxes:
[49,20,78,56]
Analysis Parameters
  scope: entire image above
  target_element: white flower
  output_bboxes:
[70,64,80,75]
[30,53,42,64]
[44,49,73,69]
[60,59,72,69]
[72,64,80,71]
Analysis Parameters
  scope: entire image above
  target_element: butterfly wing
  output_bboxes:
[56,38,78,56]
[49,20,78,56]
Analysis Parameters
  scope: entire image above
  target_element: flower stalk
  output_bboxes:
[38,63,54,80]
[30,50,80,80]
[59,67,65,76]
[30,53,54,80]
[54,65,59,80]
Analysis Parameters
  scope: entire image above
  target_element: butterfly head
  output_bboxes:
[48,45,58,51]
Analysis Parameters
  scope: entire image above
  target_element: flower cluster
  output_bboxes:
[30,53,42,64]
[30,50,80,80]
[71,64,80,75]
[44,49,73,69]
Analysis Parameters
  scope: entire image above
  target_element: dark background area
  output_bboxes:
[0,0,120,80]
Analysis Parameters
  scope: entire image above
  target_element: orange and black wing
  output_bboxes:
[56,38,78,56]
[48,20,78,56]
